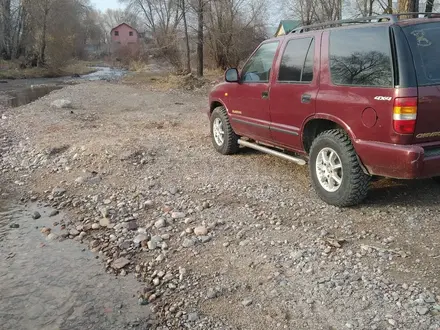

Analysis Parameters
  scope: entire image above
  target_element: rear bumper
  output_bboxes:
[355,140,440,179]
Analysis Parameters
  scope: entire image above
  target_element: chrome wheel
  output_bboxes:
[315,147,343,192]
[213,118,224,146]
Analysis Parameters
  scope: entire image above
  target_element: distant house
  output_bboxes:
[110,23,140,55]
[274,20,302,37]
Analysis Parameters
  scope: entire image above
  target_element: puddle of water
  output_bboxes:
[6,85,63,108]
[0,201,152,330]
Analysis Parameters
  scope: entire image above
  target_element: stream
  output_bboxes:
[0,66,128,108]
[0,200,152,329]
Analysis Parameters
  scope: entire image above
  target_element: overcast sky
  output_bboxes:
[92,0,123,11]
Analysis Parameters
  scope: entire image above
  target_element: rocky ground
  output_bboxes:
[1,79,440,329]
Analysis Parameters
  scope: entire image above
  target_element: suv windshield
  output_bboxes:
[403,21,440,86]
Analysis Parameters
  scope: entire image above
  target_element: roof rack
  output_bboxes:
[290,12,440,34]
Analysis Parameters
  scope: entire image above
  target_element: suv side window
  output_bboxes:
[278,38,315,83]
[241,42,279,83]
[329,27,393,87]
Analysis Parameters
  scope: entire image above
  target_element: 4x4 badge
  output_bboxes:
[374,96,392,101]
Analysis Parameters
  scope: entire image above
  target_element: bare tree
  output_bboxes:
[283,0,342,24]
[398,0,418,13]
[1,0,12,59]
[0,0,103,66]
[178,0,191,73]
[204,0,267,69]
[24,0,57,66]
[314,0,342,21]
[122,0,183,68]
[0,0,28,60]
[425,0,435,12]
[296,0,316,24]
[196,0,205,76]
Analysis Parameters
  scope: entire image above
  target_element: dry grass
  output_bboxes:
[0,60,97,80]
[128,60,150,72]
[123,66,224,91]
[124,72,206,91]
[204,68,224,81]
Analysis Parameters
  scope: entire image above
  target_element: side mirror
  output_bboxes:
[225,68,239,83]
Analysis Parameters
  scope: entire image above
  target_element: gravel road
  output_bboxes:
[1,81,440,329]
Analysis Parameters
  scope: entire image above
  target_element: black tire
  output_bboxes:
[210,106,239,155]
[432,177,440,184]
[309,129,370,207]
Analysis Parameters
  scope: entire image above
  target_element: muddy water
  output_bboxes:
[6,85,64,107]
[0,201,151,330]
[0,67,127,108]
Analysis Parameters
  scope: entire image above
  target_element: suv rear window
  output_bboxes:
[403,22,440,86]
[329,26,393,87]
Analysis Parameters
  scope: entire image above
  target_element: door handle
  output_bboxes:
[301,94,312,104]
[262,91,269,99]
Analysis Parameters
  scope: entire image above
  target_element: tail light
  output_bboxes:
[393,97,417,134]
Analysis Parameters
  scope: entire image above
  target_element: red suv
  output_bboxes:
[208,13,440,206]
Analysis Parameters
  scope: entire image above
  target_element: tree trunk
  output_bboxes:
[338,0,342,19]
[39,10,48,67]
[385,0,393,13]
[398,0,417,14]
[425,0,434,13]
[413,0,419,12]
[13,5,24,58]
[16,6,28,59]
[369,0,374,15]
[197,0,204,77]
[2,0,12,60]
[181,0,191,74]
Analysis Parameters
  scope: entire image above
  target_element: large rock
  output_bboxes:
[52,187,66,197]
[51,99,73,109]
[47,233,59,241]
[69,228,80,236]
[154,218,166,229]
[194,226,208,236]
[182,238,196,248]
[99,218,110,227]
[99,207,109,218]
[171,211,186,219]
[133,234,148,245]
[127,221,138,231]
[111,257,130,269]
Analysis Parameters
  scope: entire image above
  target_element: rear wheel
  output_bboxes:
[432,177,440,184]
[309,129,370,207]
[210,106,239,155]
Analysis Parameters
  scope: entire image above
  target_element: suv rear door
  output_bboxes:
[317,26,395,144]
[269,32,321,150]
[401,20,440,143]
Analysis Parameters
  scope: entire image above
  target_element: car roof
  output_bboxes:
[265,16,440,42]
[396,17,440,27]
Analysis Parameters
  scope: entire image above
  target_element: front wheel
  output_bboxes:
[210,106,239,155]
[309,129,370,207]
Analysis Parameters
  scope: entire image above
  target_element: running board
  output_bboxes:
[238,139,307,166]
